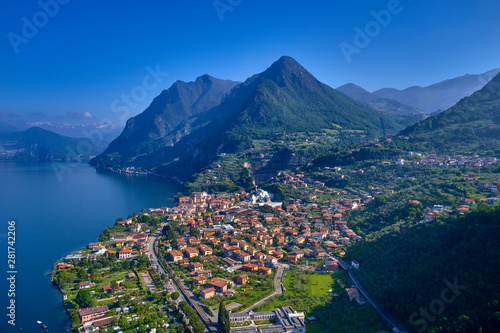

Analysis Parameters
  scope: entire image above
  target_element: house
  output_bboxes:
[207,277,231,292]
[103,282,124,293]
[192,269,212,277]
[242,263,259,272]
[287,254,298,263]
[88,242,101,250]
[351,260,360,269]
[118,247,132,260]
[127,272,136,279]
[266,256,278,267]
[233,250,251,262]
[79,305,109,324]
[346,287,359,302]
[254,251,267,260]
[199,245,213,256]
[258,266,272,275]
[235,274,249,285]
[200,287,216,299]
[314,249,326,258]
[188,262,204,272]
[193,275,207,286]
[339,237,350,245]
[178,258,190,265]
[169,250,184,263]
[223,245,240,257]
[57,263,74,270]
[487,197,499,205]
[79,281,94,289]
[346,286,366,305]
[293,237,305,245]
[185,247,199,258]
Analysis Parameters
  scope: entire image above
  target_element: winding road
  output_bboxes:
[331,253,409,333]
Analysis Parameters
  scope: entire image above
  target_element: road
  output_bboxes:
[147,231,165,276]
[236,263,286,313]
[149,227,217,333]
[328,251,408,333]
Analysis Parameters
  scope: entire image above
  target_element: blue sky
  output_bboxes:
[1,0,499,126]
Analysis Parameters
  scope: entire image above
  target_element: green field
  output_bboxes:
[256,270,390,332]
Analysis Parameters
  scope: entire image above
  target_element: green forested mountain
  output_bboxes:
[400,73,500,154]
[91,56,405,178]
[347,203,500,333]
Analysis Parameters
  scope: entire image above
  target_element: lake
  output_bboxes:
[0,162,180,332]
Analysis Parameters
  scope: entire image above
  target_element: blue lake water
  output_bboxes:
[0,162,179,332]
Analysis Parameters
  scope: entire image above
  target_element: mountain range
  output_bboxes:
[401,72,500,154]
[91,56,406,178]
[373,68,500,113]
[336,83,426,125]
[0,127,108,162]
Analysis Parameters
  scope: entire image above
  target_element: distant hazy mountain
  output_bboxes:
[31,123,124,142]
[373,68,500,113]
[0,127,108,162]
[91,56,404,178]
[401,72,500,153]
[337,83,425,126]
[0,120,19,133]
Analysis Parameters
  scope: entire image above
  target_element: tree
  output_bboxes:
[163,225,177,242]
[111,281,120,294]
[171,291,180,301]
[75,289,96,308]
[262,204,275,214]
[76,267,88,281]
[190,226,200,237]
[70,312,81,327]
[218,301,230,333]
[58,271,76,286]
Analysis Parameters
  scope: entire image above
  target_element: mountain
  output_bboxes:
[96,75,239,161]
[92,56,404,178]
[401,72,500,153]
[0,127,107,162]
[0,120,18,133]
[373,68,500,113]
[337,83,426,126]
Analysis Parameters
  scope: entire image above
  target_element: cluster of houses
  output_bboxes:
[417,154,499,168]
[158,189,367,301]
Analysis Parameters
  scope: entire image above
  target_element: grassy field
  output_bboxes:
[256,270,390,332]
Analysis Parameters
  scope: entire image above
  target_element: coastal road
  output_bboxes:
[236,263,286,313]
[327,251,408,333]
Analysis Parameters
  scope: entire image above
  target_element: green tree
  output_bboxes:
[218,301,230,333]
[171,291,180,301]
[75,289,96,308]
[69,311,81,327]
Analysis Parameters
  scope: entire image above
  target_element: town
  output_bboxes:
[52,150,500,333]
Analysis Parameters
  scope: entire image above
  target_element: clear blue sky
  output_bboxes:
[1,0,499,125]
